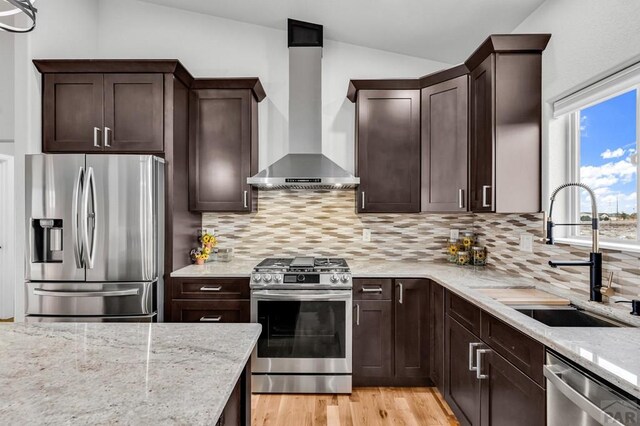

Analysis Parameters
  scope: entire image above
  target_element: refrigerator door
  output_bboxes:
[85,155,160,282]
[25,154,86,281]
[25,281,155,316]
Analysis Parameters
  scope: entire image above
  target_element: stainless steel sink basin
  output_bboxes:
[515,306,629,327]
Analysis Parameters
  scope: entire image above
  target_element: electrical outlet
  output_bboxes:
[450,229,459,240]
[520,233,533,252]
[362,229,372,242]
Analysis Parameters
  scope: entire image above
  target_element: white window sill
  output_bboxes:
[554,237,640,254]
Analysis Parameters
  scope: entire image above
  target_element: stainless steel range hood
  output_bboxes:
[247,19,360,190]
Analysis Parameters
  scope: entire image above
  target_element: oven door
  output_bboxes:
[251,289,352,374]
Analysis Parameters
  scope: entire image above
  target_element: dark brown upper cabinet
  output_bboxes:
[38,67,166,153]
[466,35,550,213]
[421,75,469,212]
[356,90,421,213]
[188,79,265,212]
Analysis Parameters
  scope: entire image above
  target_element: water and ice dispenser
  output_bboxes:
[31,219,63,263]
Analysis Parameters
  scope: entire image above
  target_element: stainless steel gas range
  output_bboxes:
[250,257,352,394]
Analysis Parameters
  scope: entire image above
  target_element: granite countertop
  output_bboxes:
[172,259,640,398]
[0,323,261,425]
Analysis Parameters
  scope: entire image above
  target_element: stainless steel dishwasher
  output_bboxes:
[545,352,640,425]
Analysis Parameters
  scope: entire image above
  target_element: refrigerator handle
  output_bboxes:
[81,167,98,269]
[72,166,85,268]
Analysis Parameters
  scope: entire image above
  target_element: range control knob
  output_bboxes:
[340,274,350,283]
[263,274,272,283]
[274,274,282,283]
[253,274,262,283]
[330,273,339,283]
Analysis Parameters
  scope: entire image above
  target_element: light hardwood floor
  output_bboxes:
[251,387,459,426]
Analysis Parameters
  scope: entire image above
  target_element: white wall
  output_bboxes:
[513,0,640,218]
[12,0,100,321]
[96,0,450,172]
[0,31,14,143]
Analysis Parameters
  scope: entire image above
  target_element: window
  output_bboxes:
[573,89,639,242]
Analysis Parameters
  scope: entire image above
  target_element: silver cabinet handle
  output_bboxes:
[476,349,491,379]
[33,288,139,297]
[93,127,102,148]
[200,316,222,322]
[482,185,491,208]
[72,166,85,268]
[243,190,248,209]
[468,342,482,371]
[200,286,222,292]
[104,127,112,148]
[458,189,464,209]
[361,192,365,209]
[355,304,360,326]
[397,282,403,304]
[543,365,623,426]
[360,287,383,294]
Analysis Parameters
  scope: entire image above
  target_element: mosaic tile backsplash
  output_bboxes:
[203,190,640,300]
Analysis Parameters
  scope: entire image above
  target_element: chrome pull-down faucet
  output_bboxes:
[545,183,604,302]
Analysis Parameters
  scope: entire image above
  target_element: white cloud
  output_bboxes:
[580,159,637,190]
[601,148,625,159]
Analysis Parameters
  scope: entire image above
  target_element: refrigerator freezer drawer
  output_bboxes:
[25,313,157,323]
[25,281,155,316]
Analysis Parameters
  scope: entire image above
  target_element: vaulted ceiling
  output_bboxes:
[138,0,546,64]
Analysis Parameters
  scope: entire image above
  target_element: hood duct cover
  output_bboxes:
[247,19,360,189]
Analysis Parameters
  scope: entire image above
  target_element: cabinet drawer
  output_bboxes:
[172,278,250,300]
[353,279,393,300]
[172,300,250,323]
[481,313,545,386]
[446,291,481,335]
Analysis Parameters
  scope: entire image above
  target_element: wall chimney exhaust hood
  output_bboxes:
[247,19,360,189]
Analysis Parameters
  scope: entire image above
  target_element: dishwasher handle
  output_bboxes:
[544,365,624,426]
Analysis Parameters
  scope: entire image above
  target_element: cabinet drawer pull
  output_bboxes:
[104,127,112,148]
[200,286,222,292]
[200,316,222,322]
[458,188,464,209]
[397,282,403,304]
[476,348,491,379]
[360,287,383,294]
[482,185,491,208]
[93,127,102,148]
[355,304,360,326]
[243,190,248,209]
[468,342,482,371]
[361,192,365,209]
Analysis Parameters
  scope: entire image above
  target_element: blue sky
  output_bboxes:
[580,89,638,214]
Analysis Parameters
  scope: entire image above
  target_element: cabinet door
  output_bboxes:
[421,75,469,212]
[395,279,430,379]
[445,316,482,426]
[357,90,421,213]
[171,300,250,323]
[479,350,545,426]
[429,282,445,393]
[43,73,104,152]
[352,300,393,382]
[189,89,253,212]
[103,74,164,152]
[469,55,495,212]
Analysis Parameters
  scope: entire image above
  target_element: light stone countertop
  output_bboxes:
[172,259,640,398]
[0,323,261,425]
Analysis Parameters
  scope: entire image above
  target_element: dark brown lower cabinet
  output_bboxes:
[395,279,430,380]
[352,300,393,383]
[479,349,545,426]
[171,300,250,323]
[429,282,445,393]
[217,364,251,426]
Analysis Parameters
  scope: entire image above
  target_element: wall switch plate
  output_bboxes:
[450,229,459,240]
[363,229,372,242]
[520,234,533,252]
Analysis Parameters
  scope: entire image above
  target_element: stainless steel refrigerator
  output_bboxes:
[25,154,164,322]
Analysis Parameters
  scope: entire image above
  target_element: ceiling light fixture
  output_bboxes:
[0,0,37,33]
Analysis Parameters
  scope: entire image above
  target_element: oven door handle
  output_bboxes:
[251,290,352,301]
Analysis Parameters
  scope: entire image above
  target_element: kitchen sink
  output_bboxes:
[515,306,629,327]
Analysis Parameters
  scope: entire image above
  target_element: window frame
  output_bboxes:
[563,85,640,248]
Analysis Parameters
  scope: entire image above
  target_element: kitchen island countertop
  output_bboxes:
[0,322,261,425]
[172,259,640,398]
